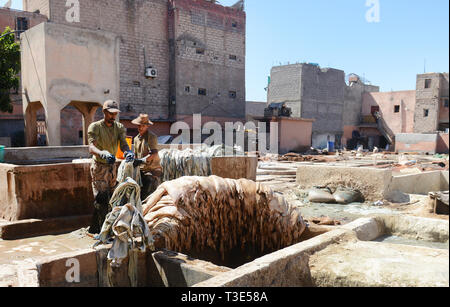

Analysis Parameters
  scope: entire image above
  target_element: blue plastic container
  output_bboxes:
[0,145,4,163]
[327,141,335,152]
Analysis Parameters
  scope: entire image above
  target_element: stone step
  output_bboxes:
[0,215,91,240]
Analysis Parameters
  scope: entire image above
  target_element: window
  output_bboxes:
[425,79,432,89]
[185,86,190,93]
[371,106,380,115]
[231,21,238,28]
[198,88,207,96]
[196,48,205,55]
[423,109,429,117]
[229,91,237,99]
[16,17,29,32]
[229,54,237,61]
[16,17,28,38]
[394,105,400,113]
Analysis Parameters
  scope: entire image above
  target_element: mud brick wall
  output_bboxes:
[23,0,247,124]
[32,0,171,120]
[414,73,449,134]
[169,0,246,120]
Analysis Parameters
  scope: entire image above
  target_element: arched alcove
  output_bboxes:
[24,101,46,146]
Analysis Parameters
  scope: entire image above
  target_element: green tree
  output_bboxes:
[0,27,20,113]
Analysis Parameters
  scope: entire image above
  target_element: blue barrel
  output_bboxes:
[327,141,335,152]
[0,145,4,163]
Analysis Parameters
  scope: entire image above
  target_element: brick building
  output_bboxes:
[169,0,246,127]
[414,73,449,133]
[361,72,449,153]
[21,0,245,145]
[362,73,449,135]
[0,6,47,36]
[1,0,246,147]
[267,63,379,149]
[245,101,266,122]
[0,7,47,147]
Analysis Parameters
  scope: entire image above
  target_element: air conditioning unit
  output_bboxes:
[145,66,158,78]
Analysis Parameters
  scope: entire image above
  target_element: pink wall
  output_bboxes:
[343,125,358,143]
[439,100,449,124]
[396,141,437,154]
[362,91,416,135]
[278,118,313,153]
[437,133,449,154]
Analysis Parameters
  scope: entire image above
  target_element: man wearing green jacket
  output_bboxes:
[87,100,134,234]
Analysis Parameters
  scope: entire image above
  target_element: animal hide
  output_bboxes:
[158,145,225,182]
[142,176,307,260]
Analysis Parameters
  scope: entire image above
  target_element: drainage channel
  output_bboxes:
[373,235,449,250]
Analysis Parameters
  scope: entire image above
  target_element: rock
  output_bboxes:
[309,217,341,226]
[387,190,411,204]
[333,187,364,204]
[308,188,336,203]
[373,200,384,206]
[305,148,320,156]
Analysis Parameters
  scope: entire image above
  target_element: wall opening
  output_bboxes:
[36,120,47,146]
[15,17,29,38]
[61,105,84,146]
[24,101,46,146]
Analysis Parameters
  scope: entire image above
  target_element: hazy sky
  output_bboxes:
[7,0,450,102]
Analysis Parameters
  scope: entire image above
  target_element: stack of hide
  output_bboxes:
[142,176,307,261]
[96,161,151,270]
[158,145,223,182]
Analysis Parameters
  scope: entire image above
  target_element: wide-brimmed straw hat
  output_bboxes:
[131,114,154,126]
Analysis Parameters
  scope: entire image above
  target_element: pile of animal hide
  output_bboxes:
[95,161,151,272]
[142,175,307,260]
[116,159,142,187]
[158,145,244,182]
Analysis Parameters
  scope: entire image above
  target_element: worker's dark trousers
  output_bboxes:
[90,191,111,234]
[140,172,162,201]
[88,161,118,234]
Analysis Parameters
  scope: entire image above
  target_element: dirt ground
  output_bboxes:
[0,229,95,287]
[256,154,449,224]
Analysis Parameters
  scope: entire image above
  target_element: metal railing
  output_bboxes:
[0,30,20,39]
